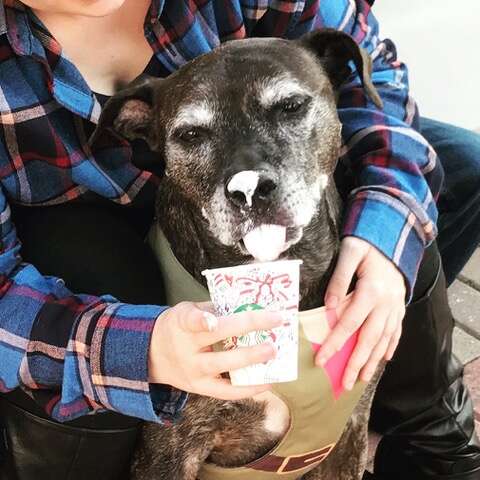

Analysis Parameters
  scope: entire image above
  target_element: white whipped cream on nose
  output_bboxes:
[227,170,260,207]
[243,224,287,262]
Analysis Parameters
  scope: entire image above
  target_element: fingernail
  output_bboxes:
[325,295,338,309]
[203,312,218,332]
[316,356,327,367]
[344,378,354,390]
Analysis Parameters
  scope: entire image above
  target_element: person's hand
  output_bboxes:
[315,236,406,390]
[148,301,283,400]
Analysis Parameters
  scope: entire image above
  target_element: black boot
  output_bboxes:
[369,244,480,479]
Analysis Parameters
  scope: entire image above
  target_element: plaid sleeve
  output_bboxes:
[288,0,444,299]
[0,185,186,423]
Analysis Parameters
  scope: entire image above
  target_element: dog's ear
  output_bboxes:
[299,29,383,109]
[90,77,160,148]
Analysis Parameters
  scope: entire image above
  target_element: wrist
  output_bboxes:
[148,308,170,384]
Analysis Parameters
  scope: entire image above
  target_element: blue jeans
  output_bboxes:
[419,118,480,284]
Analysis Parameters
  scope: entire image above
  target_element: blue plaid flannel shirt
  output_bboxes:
[0,0,443,423]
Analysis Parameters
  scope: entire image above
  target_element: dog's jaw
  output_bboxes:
[201,169,327,252]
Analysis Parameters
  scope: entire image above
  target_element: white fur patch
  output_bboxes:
[253,391,290,436]
[258,76,310,109]
[227,170,260,208]
[173,102,214,129]
[319,173,329,189]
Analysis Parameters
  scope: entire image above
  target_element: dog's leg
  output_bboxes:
[129,422,212,480]
[130,395,221,480]
[130,394,284,479]
[302,363,385,480]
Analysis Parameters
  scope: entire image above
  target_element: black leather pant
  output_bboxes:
[0,398,139,480]
[370,243,480,479]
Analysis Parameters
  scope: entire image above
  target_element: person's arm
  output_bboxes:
[287,0,442,292]
[244,1,443,386]
[315,0,435,383]
[336,4,442,292]
[0,181,280,421]
[0,182,185,422]
[307,1,443,386]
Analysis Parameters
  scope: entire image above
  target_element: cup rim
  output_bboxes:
[201,259,303,277]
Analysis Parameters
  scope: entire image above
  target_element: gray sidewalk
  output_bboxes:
[449,248,480,432]
[450,248,480,364]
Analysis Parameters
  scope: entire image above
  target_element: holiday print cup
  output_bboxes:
[202,260,302,386]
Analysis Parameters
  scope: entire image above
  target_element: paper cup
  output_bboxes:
[202,260,302,386]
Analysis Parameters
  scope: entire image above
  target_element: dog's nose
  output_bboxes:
[225,169,278,209]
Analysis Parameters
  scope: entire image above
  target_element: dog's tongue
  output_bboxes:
[243,224,287,262]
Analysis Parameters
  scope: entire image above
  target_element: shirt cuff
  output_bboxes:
[150,383,188,421]
[89,303,186,423]
[342,190,436,302]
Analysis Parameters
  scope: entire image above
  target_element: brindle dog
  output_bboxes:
[93,29,384,480]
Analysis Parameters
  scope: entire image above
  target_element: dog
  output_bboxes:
[94,28,384,480]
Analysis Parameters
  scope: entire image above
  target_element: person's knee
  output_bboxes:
[422,120,480,210]
[421,117,480,174]
[444,128,480,198]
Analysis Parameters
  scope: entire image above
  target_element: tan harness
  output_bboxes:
[148,225,366,479]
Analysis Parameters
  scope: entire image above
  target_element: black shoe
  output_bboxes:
[370,244,480,479]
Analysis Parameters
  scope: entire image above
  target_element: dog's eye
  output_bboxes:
[281,99,304,113]
[173,127,210,145]
[178,129,201,143]
[273,96,311,117]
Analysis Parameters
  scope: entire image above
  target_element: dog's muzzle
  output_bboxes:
[225,167,278,211]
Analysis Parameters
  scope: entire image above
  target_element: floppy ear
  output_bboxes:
[90,77,160,148]
[299,29,383,109]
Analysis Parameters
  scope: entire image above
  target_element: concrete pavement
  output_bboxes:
[450,248,480,433]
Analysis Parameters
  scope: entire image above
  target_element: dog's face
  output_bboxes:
[157,38,343,262]
[94,30,380,264]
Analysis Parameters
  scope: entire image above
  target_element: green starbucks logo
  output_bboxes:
[234,303,264,313]
[233,304,277,347]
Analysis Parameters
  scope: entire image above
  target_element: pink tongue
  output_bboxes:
[243,224,287,262]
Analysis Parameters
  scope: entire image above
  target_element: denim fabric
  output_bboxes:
[420,118,480,285]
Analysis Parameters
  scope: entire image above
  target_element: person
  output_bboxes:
[0,0,478,479]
